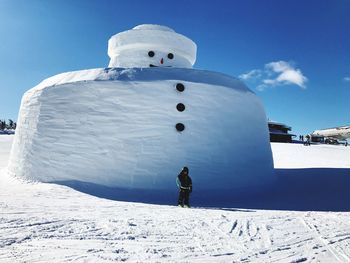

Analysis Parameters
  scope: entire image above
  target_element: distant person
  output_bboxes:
[345,141,348,147]
[176,166,192,208]
[304,135,311,146]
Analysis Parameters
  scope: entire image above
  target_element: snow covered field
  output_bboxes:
[1,136,350,262]
[272,142,350,169]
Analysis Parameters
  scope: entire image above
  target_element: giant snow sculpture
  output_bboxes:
[8,25,274,203]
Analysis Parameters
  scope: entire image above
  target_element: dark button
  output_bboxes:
[168,53,174,59]
[176,123,185,132]
[176,103,185,112]
[176,83,185,92]
[148,51,155,57]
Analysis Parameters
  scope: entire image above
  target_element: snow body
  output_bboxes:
[8,67,274,194]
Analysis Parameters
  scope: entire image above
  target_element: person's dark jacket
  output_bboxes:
[176,172,192,192]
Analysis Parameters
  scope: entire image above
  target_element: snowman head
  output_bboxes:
[108,24,197,68]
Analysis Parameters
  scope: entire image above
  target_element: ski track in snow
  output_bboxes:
[2,173,350,263]
[1,136,350,262]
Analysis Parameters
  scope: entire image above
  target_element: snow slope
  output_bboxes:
[0,136,13,168]
[272,142,350,168]
[1,137,350,262]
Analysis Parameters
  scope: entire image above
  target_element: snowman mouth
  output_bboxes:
[149,64,171,67]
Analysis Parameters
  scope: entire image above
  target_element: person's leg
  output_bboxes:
[178,190,184,206]
[184,190,190,207]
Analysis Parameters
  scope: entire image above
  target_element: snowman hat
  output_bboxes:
[108,24,197,66]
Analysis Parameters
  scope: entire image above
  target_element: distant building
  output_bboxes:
[310,134,325,143]
[268,121,296,143]
[0,129,15,135]
[312,125,350,140]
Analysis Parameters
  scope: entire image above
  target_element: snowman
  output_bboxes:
[108,24,196,69]
[8,24,274,204]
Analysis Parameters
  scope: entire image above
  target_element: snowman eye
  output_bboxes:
[167,53,174,59]
[148,51,155,57]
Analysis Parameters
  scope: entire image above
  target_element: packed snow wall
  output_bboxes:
[8,67,274,201]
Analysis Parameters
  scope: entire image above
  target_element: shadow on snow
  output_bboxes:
[52,168,350,212]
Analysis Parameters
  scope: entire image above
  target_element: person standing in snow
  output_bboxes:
[306,135,311,146]
[176,167,192,208]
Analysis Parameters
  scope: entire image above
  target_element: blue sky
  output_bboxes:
[0,0,349,135]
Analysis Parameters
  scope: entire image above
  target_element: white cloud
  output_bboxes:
[265,61,291,73]
[238,69,261,80]
[240,60,308,91]
[344,77,350,82]
[264,61,307,89]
